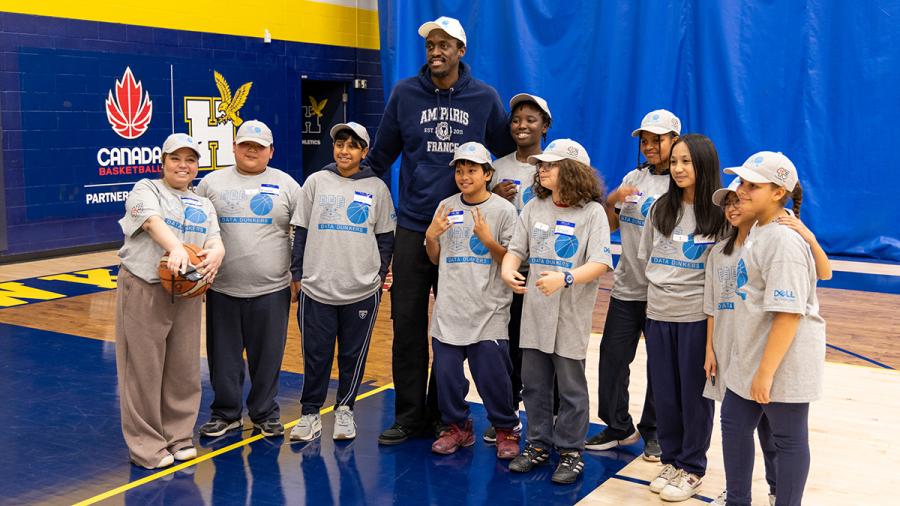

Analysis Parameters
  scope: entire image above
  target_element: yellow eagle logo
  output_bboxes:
[214,71,252,126]
[309,96,328,118]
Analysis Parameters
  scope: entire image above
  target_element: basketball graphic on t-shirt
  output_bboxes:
[184,206,207,224]
[469,234,489,256]
[641,195,656,217]
[522,186,535,206]
[735,259,748,300]
[250,193,273,216]
[346,201,370,224]
[682,236,709,260]
[554,234,579,259]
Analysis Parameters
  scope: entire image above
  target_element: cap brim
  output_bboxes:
[723,166,770,184]
[631,126,674,137]
[235,136,272,147]
[165,144,201,157]
[711,188,734,207]
[527,153,565,165]
[449,155,492,167]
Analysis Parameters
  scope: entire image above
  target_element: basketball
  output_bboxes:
[158,243,210,298]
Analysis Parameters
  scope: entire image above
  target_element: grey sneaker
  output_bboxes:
[660,470,702,502]
[642,438,662,461]
[290,413,322,442]
[333,406,357,440]
[254,419,284,437]
[483,425,497,444]
[649,463,679,493]
[199,418,242,437]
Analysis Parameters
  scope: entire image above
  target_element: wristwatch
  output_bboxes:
[563,271,574,288]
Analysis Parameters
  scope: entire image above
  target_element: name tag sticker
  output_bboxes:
[624,192,643,204]
[180,196,202,207]
[673,233,689,242]
[694,234,716,244]
[448,210,464,224]
[555,220,576,236]
[534,222,550,232]
[353,191,374,206]
[260,183,280,195]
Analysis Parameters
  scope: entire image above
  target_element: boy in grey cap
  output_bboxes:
[195,119,301,438]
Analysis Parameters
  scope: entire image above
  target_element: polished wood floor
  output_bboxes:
[1,250,899,505]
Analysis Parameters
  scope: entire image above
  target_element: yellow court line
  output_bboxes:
[73,382,395,506]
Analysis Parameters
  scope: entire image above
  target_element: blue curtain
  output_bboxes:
[377,0,900,262]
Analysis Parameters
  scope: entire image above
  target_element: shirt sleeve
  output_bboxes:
[118,179,163,238]
[637,202,655,262]
[703,250,716,316]
[584,204,614,268]
[204,202,221,242]
[484,90,516,157]
[507,206,530,261]
[291,174,315,228]
[497,204,516,248]
[760,233,812,314]
[194,177,209,198]
[374,184,397,234]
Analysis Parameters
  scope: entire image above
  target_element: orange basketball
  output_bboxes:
[159,243,210,298]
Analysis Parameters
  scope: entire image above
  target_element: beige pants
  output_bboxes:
[115,267,202,467]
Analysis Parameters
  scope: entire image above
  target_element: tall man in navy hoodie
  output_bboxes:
[367,16,515,445]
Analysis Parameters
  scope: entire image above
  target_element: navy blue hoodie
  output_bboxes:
[367,62,515,232]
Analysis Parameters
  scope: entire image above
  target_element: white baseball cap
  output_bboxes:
[235,120,273,147]
[712,177,742,207]
[631,109,682,137]
[509,93,552,119]
[418,16,467,46]
[330,122,370,146]
[449,141,492,167]
[528,139,590,166]
[162,133,201,157]
[725,151,798,192]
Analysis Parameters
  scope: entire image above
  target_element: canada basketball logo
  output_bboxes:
[106,67,153,139]
[184,70,253,170]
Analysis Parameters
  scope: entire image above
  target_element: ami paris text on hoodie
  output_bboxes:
[367,62,515,232]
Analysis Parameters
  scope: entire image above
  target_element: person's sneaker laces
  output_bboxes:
[254,419,284,437]
[483,425,497,444]
[172,446,197,461]
[290,413,322,442]
[649,463,679,493]
[551,451,584,484]
[431,420,474,455]
[378,423,414,445]
[660,470,702,502]
[333,406,357,440]
[508,443,549,473]
[494,427,521,460]
[199,418,242,437]
[585,428,640,451]
[642,438,662,462]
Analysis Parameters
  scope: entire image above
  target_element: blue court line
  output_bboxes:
[826,343,895,370]
[610,474,713,503]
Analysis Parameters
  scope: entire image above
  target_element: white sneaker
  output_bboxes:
[649,464,679,494]
[713,489,726,505]
[140,453,174,469]
[660,470,702,502]
[172,446,197,461]
[333,406,357,440]
[769,494,776,506]
[290,413,322,442]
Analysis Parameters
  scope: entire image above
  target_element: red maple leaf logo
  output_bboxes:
[105,67,153,139]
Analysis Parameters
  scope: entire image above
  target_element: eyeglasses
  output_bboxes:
[538,162,559,172]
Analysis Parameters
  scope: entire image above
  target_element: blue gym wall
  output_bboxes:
[0,7,384,258]
[378,0,900,262]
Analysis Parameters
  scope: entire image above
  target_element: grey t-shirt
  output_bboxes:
[724,222,826,403]
[611,167,670,301]
[492,152,538,213]
[507,198,614,360]
[702,240,741,401]
[430,193,517,346]
[638,201,717,322]
[293,169,395,305]
[118,179,220,283]
[195,166,301,297]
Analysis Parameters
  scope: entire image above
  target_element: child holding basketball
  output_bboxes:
[485,93,552,442]
[116,133,225,469]
[425,141,520,459]
[638,133,726,501]
[289,122,395,442]
[502,139,613,484]
[717,152,826,506]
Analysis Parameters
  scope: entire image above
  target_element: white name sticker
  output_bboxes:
[694,234,716,244]
[448,210,464,224]
[624,191,643,204]
[534,221,550,232]
[353,191,374,206]
[673,233,689,242]
[180,196,202,207]
[260,183,280,196]
[555,220,576,236]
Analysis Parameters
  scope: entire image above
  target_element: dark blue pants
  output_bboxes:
[597,297,656,440]
[432,339,519,429]
[206,287,290,423]
[722,389,809,506]
[644,318,714,476]
[298,290,381,415]
[508,291,524,406]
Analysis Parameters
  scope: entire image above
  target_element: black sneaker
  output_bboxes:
[642,438,662,462]
[585,428,640,451]
[483,426,496,444]
[551,451,584,484]
[199,418,242,437]
[254,419,284,437]
[509,443,549,473]
[378,423,414,445]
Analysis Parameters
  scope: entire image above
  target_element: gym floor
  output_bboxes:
[1,250,898,505]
